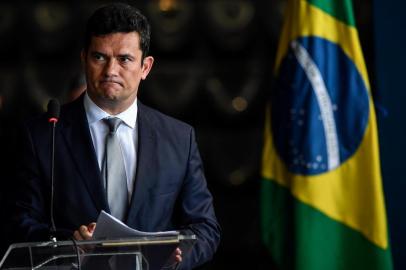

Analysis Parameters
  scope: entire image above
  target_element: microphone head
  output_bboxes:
[47,99,60,123]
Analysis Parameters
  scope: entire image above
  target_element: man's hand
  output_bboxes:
[175,247,182,263]
[73,222,96,240]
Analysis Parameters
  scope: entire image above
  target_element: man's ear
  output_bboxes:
[141,56,154,80]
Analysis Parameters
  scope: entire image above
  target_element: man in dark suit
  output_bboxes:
[13,3,220,269]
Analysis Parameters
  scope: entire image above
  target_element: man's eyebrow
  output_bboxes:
[117,53,135,59]
[90,51,107,57]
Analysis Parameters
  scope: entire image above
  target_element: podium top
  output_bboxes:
[0,235,196,270]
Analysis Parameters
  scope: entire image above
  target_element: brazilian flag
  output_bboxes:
[261,0,393,269]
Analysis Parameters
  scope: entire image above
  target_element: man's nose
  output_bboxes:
[104,59,119,77]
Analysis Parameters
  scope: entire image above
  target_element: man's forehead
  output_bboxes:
[89,32,141,51]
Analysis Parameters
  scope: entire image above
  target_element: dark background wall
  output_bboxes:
[0,0,404,269]
[374,1,406,270]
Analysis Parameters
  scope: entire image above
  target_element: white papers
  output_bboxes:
[92,210,179,239]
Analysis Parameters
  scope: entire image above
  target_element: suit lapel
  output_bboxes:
[126,102,159,225]
[59,96,109,213]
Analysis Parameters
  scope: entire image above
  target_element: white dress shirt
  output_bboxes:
[84,92,138,200]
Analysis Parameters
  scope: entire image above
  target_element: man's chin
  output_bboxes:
[99,88,120,100]
[102,95,119,102]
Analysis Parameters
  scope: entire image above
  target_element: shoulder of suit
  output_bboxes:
[138,101,193,133]
[60,95,84,117]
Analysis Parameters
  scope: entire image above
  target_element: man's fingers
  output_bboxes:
[175,248,182,262]
[88,222,96,233]
[73,230,84,241]
[77,225,92,240]
[79,225,90,237]
[73,223,96,241]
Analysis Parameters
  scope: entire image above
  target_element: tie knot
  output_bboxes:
[104,117,122,134]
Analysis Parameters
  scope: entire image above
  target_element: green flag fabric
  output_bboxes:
[261,0,393,269]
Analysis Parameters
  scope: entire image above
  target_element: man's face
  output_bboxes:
[82,32,153,113]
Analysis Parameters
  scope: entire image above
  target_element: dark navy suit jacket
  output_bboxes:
[14,95,220,269]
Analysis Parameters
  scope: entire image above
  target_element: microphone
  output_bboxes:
[47,99,60,124]
[47,99,60,241]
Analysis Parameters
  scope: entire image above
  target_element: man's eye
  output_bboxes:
[119,56,132,63]
[93,54,105,61]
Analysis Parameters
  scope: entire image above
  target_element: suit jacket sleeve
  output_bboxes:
[176,128,221,270]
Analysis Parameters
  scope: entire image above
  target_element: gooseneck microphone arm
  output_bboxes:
[47,99,60,241]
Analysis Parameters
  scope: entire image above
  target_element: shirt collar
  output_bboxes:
[84,91,138,129]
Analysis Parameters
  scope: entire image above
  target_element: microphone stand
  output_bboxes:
[47,99,60,242]
[49,117,57,242]
[47,100,82,270]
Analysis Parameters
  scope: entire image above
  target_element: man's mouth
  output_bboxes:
[100,80,122,86]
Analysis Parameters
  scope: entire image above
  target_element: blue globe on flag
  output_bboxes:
[272,37,370,176]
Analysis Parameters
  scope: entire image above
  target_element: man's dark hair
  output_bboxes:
[84,3,151,60]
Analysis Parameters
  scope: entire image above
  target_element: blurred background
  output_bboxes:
[0,0,405,269]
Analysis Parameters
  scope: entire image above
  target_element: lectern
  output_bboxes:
[0,234,196,270]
